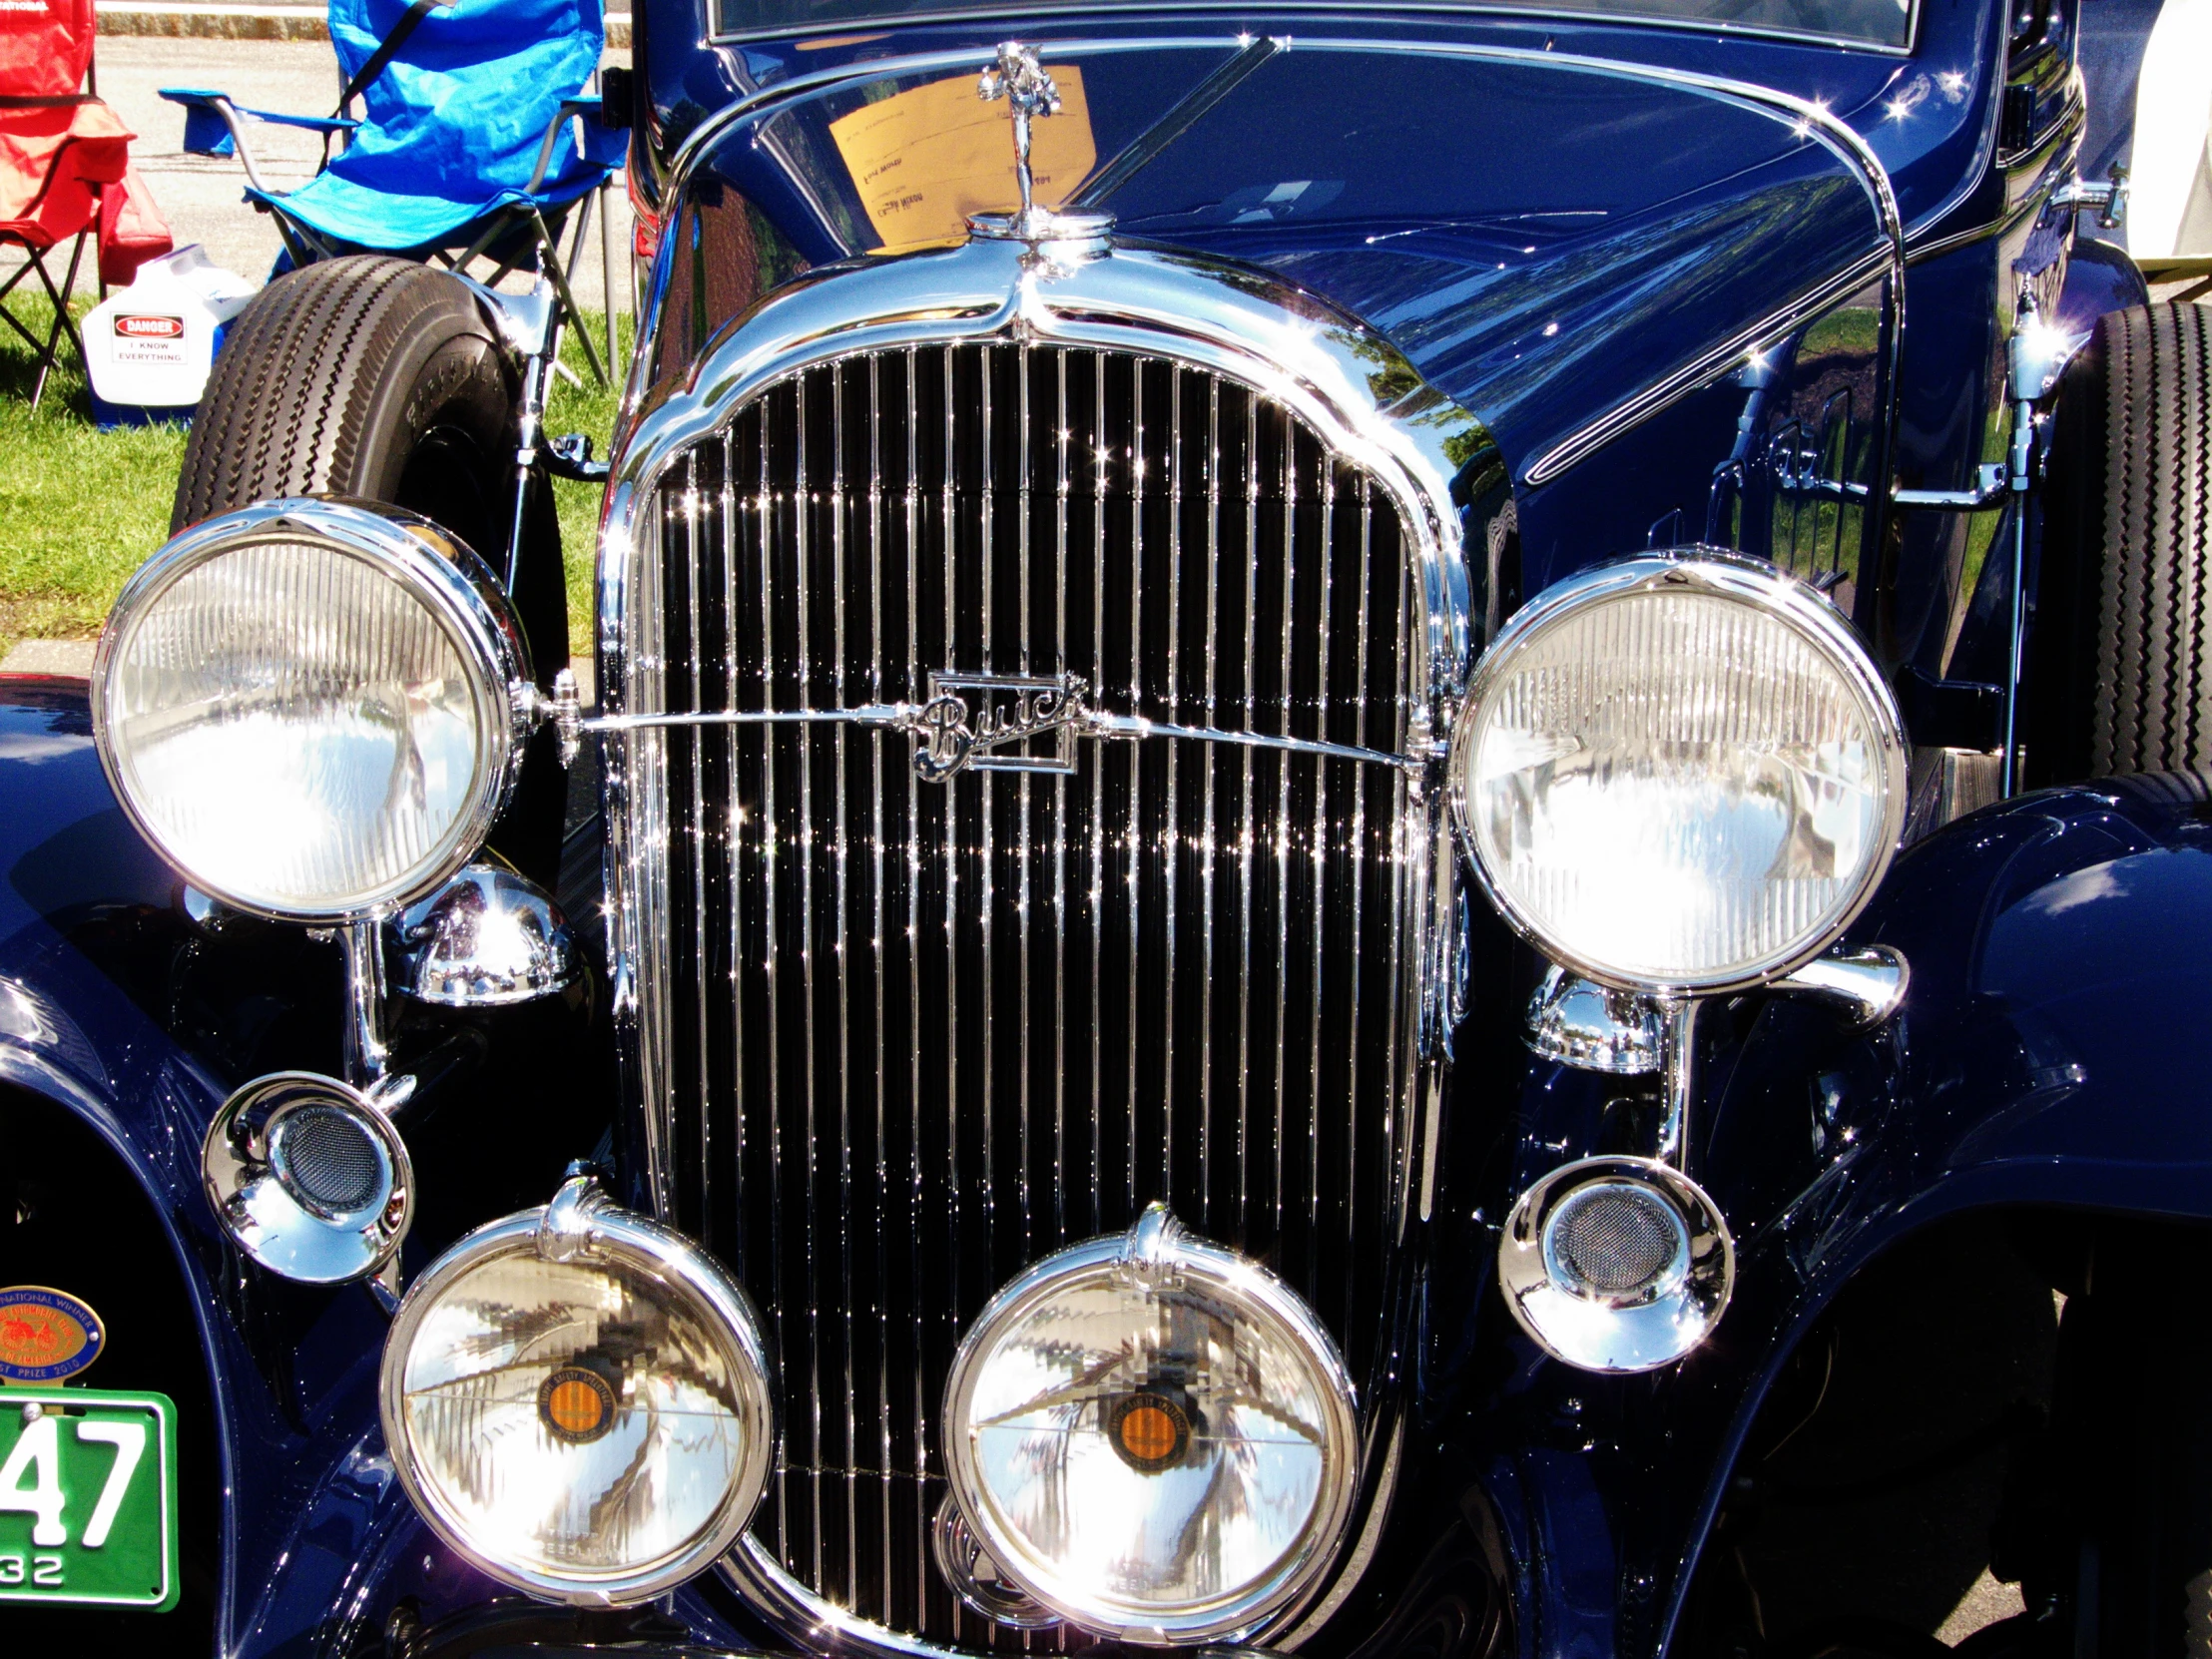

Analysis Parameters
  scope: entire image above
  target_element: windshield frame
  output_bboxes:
[706,0,1922,57]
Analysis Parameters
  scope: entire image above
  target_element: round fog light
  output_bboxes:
[942,1203,1359,1644]
[1499,1156,1734,1374]
[379,1177,774,1605]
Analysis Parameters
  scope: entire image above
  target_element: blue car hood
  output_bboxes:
[667,34,1899,480]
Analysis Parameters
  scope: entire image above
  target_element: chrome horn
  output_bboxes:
[202,1070,413,1286]
[1497,1153,1734,1373]
[1500,999,1735,1372]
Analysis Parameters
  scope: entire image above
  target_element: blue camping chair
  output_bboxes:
[158,0,624,382]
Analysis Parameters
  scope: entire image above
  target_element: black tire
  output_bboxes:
[2031,301,2212,786]
[173,255,567,880]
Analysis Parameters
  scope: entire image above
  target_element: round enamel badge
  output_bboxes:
[0,1286,104,1382]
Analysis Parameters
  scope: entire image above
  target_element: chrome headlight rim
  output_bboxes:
[91,497,532,924]
[1447,547,1908,997]
[941,1218,1363,1645]
[376,1195,777,1607]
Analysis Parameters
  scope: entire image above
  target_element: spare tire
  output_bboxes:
[173,255,568,880]
[2031,300,2212,785]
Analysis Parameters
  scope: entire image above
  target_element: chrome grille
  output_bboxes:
[628,342,1421,1646]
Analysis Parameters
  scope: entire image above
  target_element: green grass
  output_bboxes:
[0,290,627,661]
[545,311,627,642]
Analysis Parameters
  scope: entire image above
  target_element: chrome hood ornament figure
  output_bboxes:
[968,42,1112,254]
[978,43,1061,229]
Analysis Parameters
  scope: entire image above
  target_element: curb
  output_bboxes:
[96,3,633,45]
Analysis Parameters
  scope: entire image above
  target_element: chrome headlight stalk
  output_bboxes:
[941,1203,1361,1645]
[379,1171,776,1606]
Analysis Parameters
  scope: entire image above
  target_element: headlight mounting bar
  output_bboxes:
[534,675,1430,779]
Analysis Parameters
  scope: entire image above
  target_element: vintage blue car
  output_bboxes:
[5,0,2212,1653]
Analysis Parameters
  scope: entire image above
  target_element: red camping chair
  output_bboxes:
[0,0,173,408]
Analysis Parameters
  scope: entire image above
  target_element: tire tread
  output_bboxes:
[2084,302,2212,778]
[173,256,492,533]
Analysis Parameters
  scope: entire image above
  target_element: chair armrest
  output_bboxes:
[160,87,240,158]
[232,109,358,135]
[160,88,357,195]
[160,88,259,183]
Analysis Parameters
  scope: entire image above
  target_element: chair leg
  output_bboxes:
[530,206,604,386]
[599,177,617,374]
[452,213,511,276]
[269,210,323,274]
[0,295,50,357]
[0,256,39,310]
[28,233,90,412]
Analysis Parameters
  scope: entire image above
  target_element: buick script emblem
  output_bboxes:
[910,673,1088,781]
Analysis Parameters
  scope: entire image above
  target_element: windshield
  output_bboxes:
[713,0,1914,49]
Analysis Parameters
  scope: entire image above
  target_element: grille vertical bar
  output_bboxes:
[638,342,1417,1648]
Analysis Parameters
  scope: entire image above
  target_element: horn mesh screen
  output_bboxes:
[273,1105,385,1215]
[1551,1184,1680,1298]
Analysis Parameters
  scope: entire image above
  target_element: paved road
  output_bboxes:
[38,36,633,318]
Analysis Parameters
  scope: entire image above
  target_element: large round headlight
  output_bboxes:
[379,1179,775,1605]
[942,1205,1359,1645]
[92,499,527,921]
[1450,551,1906,994]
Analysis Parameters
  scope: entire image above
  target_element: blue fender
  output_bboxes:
[0,678,750,1657]
[0,679,475,1655]
[1430,776,2212,1659]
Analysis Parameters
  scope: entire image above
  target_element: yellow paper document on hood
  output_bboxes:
[830,67,1096,253]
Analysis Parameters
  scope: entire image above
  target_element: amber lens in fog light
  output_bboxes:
[379,1180,774,1605]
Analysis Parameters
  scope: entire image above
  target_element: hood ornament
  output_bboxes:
[968,42,1112,257]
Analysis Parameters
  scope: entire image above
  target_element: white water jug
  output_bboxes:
[82,245,256,427]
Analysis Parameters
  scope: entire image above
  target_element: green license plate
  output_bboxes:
[0,1388,177,1610]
